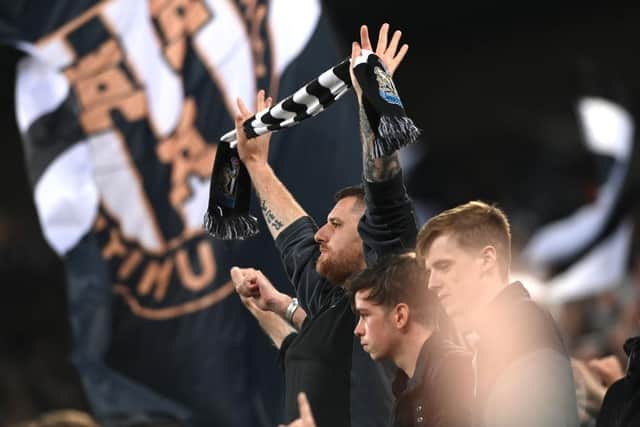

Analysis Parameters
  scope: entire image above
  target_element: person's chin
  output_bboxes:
[315,259,328,278]
[366,350,379,360]
[316,252,330,268]
[316,258,338,281]
[444,303,462,318]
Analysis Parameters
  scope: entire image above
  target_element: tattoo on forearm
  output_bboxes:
[359,104,401,182]
[261,200,283,230]
[366,154,401,182]
[359,104,376,152]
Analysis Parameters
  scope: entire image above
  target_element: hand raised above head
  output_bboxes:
[369,23,409,77]
[349,23,409,101]
[354,23,409,77]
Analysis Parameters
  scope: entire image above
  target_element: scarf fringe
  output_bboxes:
[373,116,421,158]
[203,208,260,240]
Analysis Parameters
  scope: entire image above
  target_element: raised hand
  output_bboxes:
[235,89,273,166]
[349,23,409,101]
[368,23,409,77]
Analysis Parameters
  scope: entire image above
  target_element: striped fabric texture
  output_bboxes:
[221,57,352,145]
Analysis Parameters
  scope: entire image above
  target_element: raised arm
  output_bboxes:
[235,91,307,240]
[350,24,418,262]
[233,93,331,315]
[350,24,408,183]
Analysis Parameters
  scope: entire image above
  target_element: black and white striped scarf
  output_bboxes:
[205,50,420,240]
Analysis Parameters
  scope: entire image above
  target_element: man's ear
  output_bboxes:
[480,245,497,273]
[394,303,410,329]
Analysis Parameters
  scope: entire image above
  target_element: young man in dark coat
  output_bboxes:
[348,253,473,427]
[417,201,579,427]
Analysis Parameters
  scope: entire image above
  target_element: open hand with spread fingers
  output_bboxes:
[349,23,409,101]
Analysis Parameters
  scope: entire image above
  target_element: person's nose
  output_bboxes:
[427,272,442,292]
[314,222,330,244]
[354,317,364,337]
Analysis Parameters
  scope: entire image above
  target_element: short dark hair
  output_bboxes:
[345,253,439,327]
[416,201,512,278]
[334,185,365,204]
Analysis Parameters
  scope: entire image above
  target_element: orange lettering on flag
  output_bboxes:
[175,240,215,292]
[64,38,147,134]
[137,258,174,301]
[102,229,127,259]
[152,0,211,71]
[64,39,122,82]
[118,249,144,279]
[156,98,216,209]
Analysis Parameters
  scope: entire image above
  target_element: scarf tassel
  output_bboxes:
[203,140,258,240]
[374,115,421,158]
[204,208,259,240]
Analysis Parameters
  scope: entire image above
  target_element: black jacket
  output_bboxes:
[392,331,473,427]
[275,171,417,427]
[473,282,578,427]
[596,336,640,427]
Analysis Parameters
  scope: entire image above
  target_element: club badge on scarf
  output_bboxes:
[353,49,421,158]
[204,50,419,240]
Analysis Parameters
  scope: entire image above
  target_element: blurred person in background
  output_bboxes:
[572,355,624,426]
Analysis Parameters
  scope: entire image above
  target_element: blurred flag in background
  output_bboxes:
[1,0,361,425]
[521,65,640,304]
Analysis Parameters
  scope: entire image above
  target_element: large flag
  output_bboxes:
[2,1,361,425]
[521,73,639,304]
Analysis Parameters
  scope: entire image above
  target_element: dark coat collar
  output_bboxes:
[475,281,530,334]
[392,330,446,398]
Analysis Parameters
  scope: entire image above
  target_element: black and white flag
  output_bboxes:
[2,0,362,425]
[522,85,639,304]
